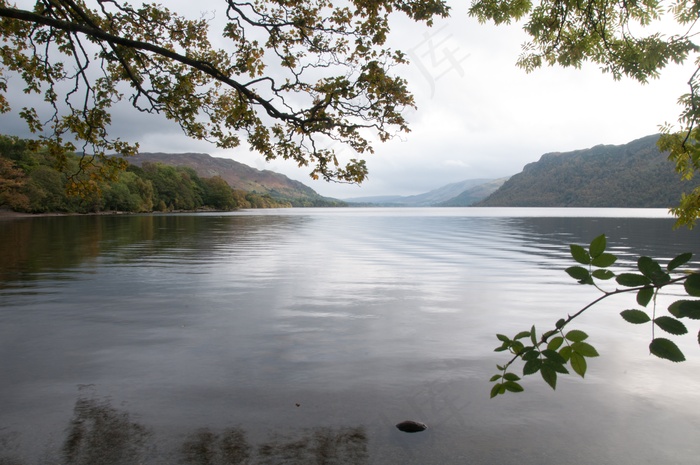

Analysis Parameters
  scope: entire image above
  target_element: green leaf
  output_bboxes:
[649,338,686,362]
[667,252,692,271]
[496,334,510,343]
[494,345,509,352]
[490,383,502,398]
[620,309,651,324]
[671,300,700,319]
[543,359,569,374]
[540,365,558,390]
[558,345,572,362]
[541,349,566,364]
[589,234,606,258]
[547,336,564,351]
[570,244,591,265]
[591,253,617,268]
[555,319,566,329]
[511,341,525,354]
[636,287,654,307]
[542,330,557,340]
[570,352,587,378]
[592,269,615,280]
[571,341,600,357]
[638,256,671,284]
[565,330,588,342]
[503,372,521,381]
[489,374,501,382]
[523,359,542,375]
[654,316,688,335]
[530,325,537,345]
[503,381,524,393]
[616,273,651,287]
[565,266,590,281]
[513,331,531,340]
[522,349,540,361]
[684,273,700,297]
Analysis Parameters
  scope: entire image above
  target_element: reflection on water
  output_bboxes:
[1,208,700,464]
[0,388,367,465]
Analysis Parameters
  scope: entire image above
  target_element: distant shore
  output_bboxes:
[0,208,239,220]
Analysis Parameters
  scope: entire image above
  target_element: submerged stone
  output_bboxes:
[395,420,427,433]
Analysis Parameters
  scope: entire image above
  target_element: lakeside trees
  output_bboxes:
[0,134,291,212]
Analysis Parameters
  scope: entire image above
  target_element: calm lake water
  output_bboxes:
[1,208,699,464]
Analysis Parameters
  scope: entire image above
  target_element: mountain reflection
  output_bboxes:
[1,390,368,465]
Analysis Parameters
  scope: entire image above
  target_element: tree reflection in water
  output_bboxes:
[1,390,368,465]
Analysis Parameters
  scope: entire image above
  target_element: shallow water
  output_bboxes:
[1,208,699,464]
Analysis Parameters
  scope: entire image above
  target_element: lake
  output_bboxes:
[1,208,699,464]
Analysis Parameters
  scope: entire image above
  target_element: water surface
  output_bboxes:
[1,208,699,464]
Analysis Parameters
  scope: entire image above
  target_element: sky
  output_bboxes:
[1,1,694,199]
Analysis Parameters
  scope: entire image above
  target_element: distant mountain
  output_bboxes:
[344,178,504,206]
[126,152,344,207]
[477,134,700,208]
[436,178,509,206]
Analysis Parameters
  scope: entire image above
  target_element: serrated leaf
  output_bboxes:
[636,287,654,307]
[592,253,617,268]
[503,372,521,381]
[654,316,688,335]
[566,266,590,281]
[620,309,651,324]
[570,352,587,378]
[616,273,651,287]
[496,334,510,343]
[489,374,501,382]
[638,257,669,284]
[511,341,525,354]
[570,244,591,265]
[589,234,606,258]
[559,345,572,362]
[540,365,558,390]
[490,383,502,398]
[684,274,700,297]
[667,252,692,271]
[649,338,686,362]
[543,359,569,374]
[671,300,700,319]
[547,336,564,351]
[565,330,588,342]
[541,349,566,364]
[571,341,600,357]
[503,381,524,393]
[523,359,542,375]
[592,269,615,280]
[513,331,531,340]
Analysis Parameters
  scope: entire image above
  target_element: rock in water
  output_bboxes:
[395,420,427,433]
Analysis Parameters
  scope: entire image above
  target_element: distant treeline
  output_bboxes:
[0,135,291,213]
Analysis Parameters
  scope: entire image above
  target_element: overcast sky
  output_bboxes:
[2,1,693,199]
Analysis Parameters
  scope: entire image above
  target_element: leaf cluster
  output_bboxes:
[491,234,699,397]
[0,0,448,185]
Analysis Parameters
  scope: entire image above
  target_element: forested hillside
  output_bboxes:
[127,152,342,207]
[477,135,699,208]
[0,136,296,213]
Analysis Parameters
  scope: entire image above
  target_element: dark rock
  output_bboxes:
[395,420,427,433]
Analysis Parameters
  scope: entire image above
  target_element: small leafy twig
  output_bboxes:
[490,234,700,397]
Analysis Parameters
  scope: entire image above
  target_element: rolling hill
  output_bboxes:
[477,135,699,208]
[126,152,344,207]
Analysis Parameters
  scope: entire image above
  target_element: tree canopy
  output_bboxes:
[468,0,700,226]
[0,0,448,188]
